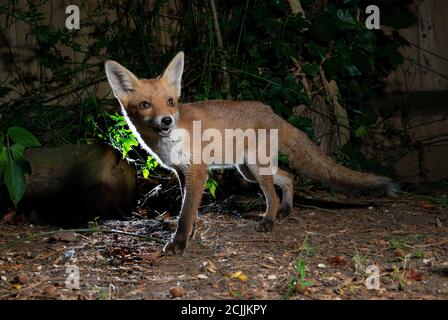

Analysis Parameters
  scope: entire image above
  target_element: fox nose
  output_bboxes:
[161,117,173,126]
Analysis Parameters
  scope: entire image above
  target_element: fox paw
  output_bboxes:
[163,239,188,256]
[256,218,274,232]
[277,204,293,219]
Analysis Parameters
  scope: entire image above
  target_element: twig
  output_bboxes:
[0,227,166,251]
[297,204,343,215]
[409,239,448,249]
[209,0,231,99]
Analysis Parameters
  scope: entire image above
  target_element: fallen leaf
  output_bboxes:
[43,285,58,296]
[404,268,424,281]
[202,260,218,274]
[327,256,347,266]
[48,232,77,243]
[0,212,15,224]
[230,271,248,281]
[420,201,436,209]
[294,283,308,294]
[197,274,208,280]
[169,286,186,298]
[395,249,406,258]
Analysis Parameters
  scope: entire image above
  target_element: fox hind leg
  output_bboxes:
[273,169,294,219]
[245,164,280,232]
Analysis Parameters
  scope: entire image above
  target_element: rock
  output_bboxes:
[14,273,28,285]
[395,249,406,258]
[169,286,186,298]
[49,232,77,243]
[294,283,308,294]
[43,285,58,296]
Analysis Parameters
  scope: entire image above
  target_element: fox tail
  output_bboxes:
[279,121,398,196]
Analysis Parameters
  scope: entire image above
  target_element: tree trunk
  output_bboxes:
[287,0,350,153]
[21,144,137,225]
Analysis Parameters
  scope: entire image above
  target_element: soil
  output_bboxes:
[0,189,447,300]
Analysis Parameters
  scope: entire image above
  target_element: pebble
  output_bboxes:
[43,285,58,296]
[294,283,308,294]
[169,286,186,298]
[15,273,28,285]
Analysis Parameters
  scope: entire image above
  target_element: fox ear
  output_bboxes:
[161,51,184,96]
[105,60,139,101]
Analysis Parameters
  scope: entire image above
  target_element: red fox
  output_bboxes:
[105,52,397,255]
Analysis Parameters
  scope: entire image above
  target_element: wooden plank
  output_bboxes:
[386,0,448,92]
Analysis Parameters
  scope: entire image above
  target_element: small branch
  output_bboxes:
[0,227,166,251]
[319,68,350,145]
[210,0,232,99]
[287,0,305,15]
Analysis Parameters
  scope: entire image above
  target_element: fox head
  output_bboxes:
[105,52,184,137]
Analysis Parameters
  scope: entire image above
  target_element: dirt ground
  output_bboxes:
[0,190,447,300]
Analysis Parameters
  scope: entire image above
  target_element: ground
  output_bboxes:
[0,191,447,300]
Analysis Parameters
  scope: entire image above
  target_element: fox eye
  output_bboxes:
[140,101,152,110]
[167,97,175,107]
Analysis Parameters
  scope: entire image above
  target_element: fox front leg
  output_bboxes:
[163,165,208,255]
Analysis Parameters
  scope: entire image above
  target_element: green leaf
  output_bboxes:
[308,42,326,59]
[10,143,25,162]
[7,127,41,148]
[288,116,315,139]
[120,136,138,158]
[302,281,313,287]
[204,178,218,198]
[4,159,27,207]
[0,146,7,179]
[142,168,150,179]
[146,156,158,170]
[355,125,369,138]
[278,153,289,166]
[345,65,362,76]
[336,9,358,27]
[302,64,320,77]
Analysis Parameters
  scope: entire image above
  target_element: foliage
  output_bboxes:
[284,258,313,299]
[0,0,415,187]
[0,127,41,207]
[87,112,159,178]
[204,177,218,198]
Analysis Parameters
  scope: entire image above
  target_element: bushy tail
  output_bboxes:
[279,121,398,196]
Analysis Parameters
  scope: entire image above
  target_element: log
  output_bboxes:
[21,144,137,226]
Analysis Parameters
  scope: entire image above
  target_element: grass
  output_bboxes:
[299,235,318,257]
[283,258,313,300]
[283,236,315,300]
[352,242,369,274]
[389,233,429,255]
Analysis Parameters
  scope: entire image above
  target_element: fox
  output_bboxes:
[105,51,397,255]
